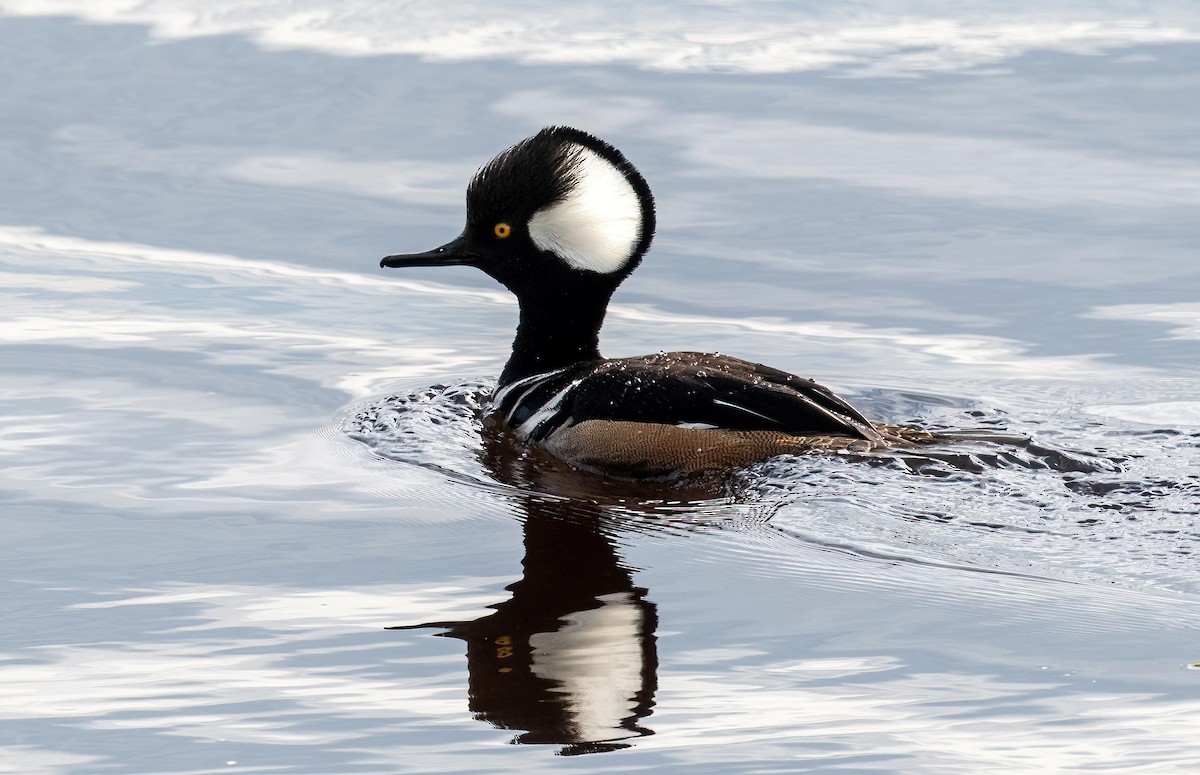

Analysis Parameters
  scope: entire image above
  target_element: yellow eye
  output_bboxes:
[493,222,512,239]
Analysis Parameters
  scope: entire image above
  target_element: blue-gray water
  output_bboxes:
[2,3,1199,772]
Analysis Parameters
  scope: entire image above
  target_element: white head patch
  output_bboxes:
[528,144,643,274]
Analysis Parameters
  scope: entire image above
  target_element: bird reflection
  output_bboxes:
[386,426,739,755]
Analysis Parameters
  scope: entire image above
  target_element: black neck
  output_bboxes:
[499,283,613,385]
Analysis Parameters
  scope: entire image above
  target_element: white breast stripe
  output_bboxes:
[676,422,719,429]
[492,366,570,408]
[513,379,583,440]
[504,380,553,425]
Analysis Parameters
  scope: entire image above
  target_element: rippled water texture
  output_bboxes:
[2,2,1199,773]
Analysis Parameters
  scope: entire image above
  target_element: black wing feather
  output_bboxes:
[556,353,883,442]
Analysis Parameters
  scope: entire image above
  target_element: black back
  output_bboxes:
[494,352,883,443]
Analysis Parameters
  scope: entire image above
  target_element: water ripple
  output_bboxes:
[346,379,1200,596]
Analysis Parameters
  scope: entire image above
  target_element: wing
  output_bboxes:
[545,352,884,443]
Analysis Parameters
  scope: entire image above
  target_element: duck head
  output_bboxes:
[381,127,656,298]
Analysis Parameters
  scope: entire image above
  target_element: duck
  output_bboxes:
[381,126,929,476]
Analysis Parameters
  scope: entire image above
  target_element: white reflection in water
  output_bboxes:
[0,271,134,293]
[54,123,467,207]
[0,226,503,393]
[0,748,101,775]
[227,154,467,207]
[0,226,1135,389]
[1,577,1192,772]
[71,583,504,629]
[1089,302,1200,340]
[493,93,1200,210]
[0,226,511,304]
[611,305,1137,378]
[1,7,1198,768]
[0,584,498,737]
[528,591,647,744]
[675,119,1200,208]
[1088,401,1200,427]
[3,1,1199,75]
[0,642,463,739]
[651,668,1200,772]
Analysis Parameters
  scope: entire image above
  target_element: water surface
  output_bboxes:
[2,2,1199,772]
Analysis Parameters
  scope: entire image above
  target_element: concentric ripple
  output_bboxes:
[345,379,1200,594]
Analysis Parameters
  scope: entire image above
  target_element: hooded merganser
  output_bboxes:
[381,126,927,475]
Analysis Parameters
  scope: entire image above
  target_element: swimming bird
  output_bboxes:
[381,126,927,475]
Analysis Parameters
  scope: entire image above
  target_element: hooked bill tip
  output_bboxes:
[379,234,476,269]
[378,246,478,269]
